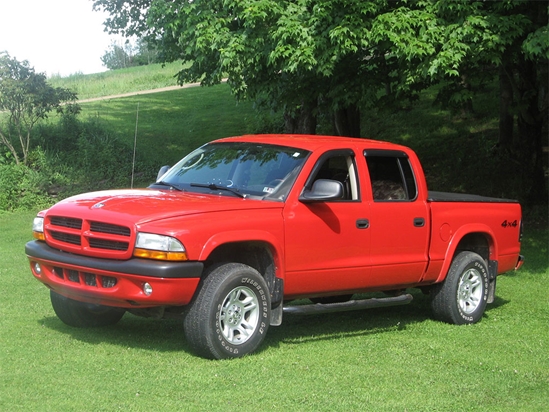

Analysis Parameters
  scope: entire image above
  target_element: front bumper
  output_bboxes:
[26,241,203,308]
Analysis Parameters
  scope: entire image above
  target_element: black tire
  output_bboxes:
[310,294,353,304]
[431,251,489,325]
[50,291,125,327]
[184,263,271,359]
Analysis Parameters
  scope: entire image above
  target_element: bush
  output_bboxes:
[0,163,52,211]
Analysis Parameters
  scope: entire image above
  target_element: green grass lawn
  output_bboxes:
[1,211,547,411]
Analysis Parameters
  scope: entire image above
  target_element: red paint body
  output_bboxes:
[26,135,522,310]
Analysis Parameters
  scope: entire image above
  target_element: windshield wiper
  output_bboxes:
[190,183,245,198]
[155,181,184,192]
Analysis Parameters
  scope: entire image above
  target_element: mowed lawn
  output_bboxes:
[1,210,547,411]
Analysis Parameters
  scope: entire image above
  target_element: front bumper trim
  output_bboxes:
[25,240,203,278]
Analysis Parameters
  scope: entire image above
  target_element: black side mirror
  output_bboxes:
[299,179,344,203]
[156,165,171,181]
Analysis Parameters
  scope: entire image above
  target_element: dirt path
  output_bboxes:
[78,83,202,103]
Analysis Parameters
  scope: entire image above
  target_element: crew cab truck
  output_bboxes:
[26,135,524,359]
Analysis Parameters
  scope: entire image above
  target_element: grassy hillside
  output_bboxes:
[79,84,262,168]
[49,61,185,100]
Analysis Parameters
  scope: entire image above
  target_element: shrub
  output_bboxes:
[0,163,52,211]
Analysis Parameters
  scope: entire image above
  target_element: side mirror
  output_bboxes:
[299,179,344,203]
[156,165,171,181]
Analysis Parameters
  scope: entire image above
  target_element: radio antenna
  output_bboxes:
[131,102,139,189]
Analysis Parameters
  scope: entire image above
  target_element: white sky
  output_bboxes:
[0,0,122,77]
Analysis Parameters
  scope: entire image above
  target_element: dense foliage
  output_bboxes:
[92,0,548,204]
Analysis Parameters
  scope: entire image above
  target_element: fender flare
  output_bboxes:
[434,223,498,284]
[198,229,285,280]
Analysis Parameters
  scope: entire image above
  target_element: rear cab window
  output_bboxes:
[364,150,417,201]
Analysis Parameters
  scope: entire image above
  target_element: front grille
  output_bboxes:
[51,266,117,289]
[46,216,132,254]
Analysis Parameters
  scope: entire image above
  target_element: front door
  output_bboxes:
[283,150,371,298]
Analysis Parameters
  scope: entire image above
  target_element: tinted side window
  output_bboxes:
[365,152,417,201]
[307,151,359,201]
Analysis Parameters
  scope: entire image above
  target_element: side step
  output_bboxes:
[283,293,413,316]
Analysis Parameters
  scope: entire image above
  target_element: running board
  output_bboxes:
[283,294,413,316]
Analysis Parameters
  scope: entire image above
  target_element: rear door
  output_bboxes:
[364,150,430,288]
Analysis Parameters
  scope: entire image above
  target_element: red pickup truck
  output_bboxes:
[26,134,523,359]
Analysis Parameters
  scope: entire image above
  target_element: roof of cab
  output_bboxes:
[213,134,409,153]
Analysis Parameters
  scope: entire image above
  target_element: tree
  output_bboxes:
[0,52,78,165]
[92,0,392,135]
[92,0,548,202]
[366,0,548,203]
[101,41,135,70]
[101,38,159,70]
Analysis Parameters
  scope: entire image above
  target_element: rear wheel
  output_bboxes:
[184,263,270,359]
[431,252,489,324]
[50,291,125,327]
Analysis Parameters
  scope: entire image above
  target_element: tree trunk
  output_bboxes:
[283,100,317,134]
[498,65,514,147]
[515,57,548,205]
[333,104,361,137]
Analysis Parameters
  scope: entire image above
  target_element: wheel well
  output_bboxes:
[204,241,277,294]
[455,233,491,261]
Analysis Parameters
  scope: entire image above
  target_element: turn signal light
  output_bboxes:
[133,248,188,261]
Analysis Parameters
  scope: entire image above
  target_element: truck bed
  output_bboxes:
[428,191,518,203]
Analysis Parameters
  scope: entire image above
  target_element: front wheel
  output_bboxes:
[184,263,271,359]
[431,251,489,325]
[50,291,125,327]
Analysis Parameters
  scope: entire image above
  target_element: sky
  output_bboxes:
[0,0,121,77]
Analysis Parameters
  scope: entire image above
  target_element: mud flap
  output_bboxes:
[270,303,283,326]
[487,260,498,304]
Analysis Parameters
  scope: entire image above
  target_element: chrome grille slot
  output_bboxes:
[88,238,129,251]
[50,231,81,245]
[50,216,82,229]
[90,221,131,237]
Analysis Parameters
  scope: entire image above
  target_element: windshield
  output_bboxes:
[154,142,310,201]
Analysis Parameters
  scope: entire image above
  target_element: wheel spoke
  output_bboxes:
[458,268,483,314]
[218,285,260,345]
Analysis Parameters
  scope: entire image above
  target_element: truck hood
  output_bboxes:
[46,189,282,226]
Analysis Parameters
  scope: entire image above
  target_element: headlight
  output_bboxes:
[32,217,45,241]
[133,233,188,261]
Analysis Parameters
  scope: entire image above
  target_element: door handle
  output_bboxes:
[356,219,370,229]
[414,217,425,227]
